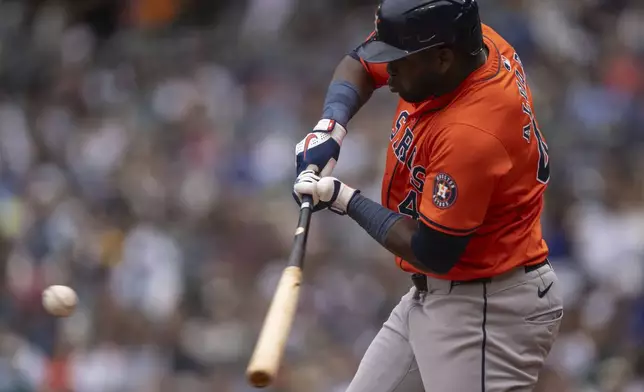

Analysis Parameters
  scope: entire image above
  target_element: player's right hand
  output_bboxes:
[295,119,347,177]
[293,170,358,215]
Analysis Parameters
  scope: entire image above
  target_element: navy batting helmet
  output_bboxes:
[357,0,483,63]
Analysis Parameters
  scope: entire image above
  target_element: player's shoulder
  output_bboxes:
[468,24,521,99]
[481,24,514,52]
[440,25,527,137]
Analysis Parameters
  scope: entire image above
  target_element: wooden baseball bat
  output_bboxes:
[246,194,314,388]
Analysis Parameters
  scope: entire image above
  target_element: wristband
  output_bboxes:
[321,80,362,127]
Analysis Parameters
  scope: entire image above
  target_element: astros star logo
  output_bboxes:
[432,173,458,209]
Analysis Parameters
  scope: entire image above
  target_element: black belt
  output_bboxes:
[411,259,550,295]
[524,259,550,274]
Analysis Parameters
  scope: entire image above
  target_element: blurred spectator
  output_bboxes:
[0,0,643,391]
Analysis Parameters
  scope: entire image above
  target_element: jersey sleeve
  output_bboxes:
[349,31,389,89]
[418,124,512,236]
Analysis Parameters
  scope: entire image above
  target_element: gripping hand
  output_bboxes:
[295,119,347,177]
[293,170,358,215]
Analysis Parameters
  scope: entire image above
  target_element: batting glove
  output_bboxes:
[293,170,358,215]
[295,119,347,177]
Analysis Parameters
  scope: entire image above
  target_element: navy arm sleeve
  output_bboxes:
[411,221,471,274]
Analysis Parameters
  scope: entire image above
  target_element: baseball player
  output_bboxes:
[293,0,563,391]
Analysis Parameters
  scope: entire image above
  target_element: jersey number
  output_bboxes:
[522,104,550,184]
[533,121,550,184]
[515,52,550,185]
[398,190,419,220]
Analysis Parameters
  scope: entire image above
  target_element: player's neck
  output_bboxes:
[443,45,489,96]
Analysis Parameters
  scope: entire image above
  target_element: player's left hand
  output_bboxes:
[293,170,358,215]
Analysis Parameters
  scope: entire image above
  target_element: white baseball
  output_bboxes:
[42,285,78,317]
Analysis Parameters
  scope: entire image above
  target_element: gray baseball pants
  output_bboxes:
[345,261,563,392]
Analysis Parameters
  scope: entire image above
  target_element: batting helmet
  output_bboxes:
[357,0,483,63]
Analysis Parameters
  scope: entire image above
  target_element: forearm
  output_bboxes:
[321,56,375,126]
[346,194,432,273]
[383,218,430,271]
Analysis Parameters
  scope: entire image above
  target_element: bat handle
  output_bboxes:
[301,194,313,206]
[288,194,313,268]
[299,164,317,212]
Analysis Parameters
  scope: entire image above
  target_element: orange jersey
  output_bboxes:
[358,25,550,281]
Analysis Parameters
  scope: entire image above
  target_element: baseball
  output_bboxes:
[42,285,78,317]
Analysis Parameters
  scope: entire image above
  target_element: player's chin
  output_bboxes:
[396,89,428,103]
[390,82,415,101]
[396,90,418,103]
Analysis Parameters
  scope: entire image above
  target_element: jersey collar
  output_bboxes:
[408,35,501,115]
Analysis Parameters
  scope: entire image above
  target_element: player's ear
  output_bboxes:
[436,47,454,74]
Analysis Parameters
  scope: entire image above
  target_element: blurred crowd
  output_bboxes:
[0,0,643,391]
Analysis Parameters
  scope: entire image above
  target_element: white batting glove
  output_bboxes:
[293,170,358,215]
[295,119,347,177]
[293,170,322,208]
